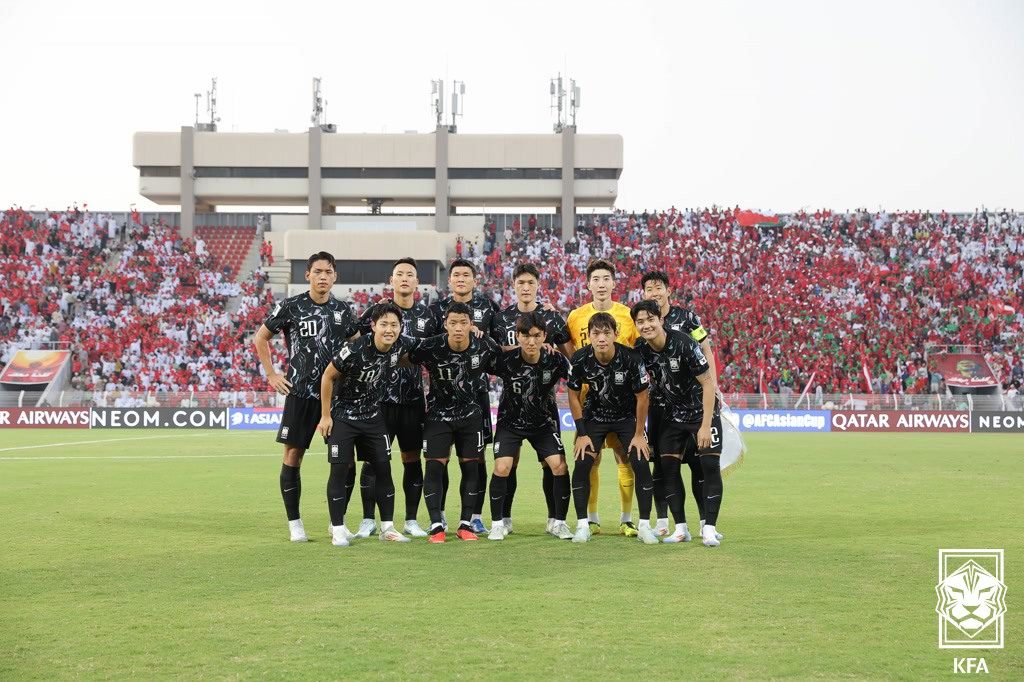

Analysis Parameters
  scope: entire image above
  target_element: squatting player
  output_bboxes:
[353,257,434,539]
[486,312,573,541]
[408,302,502,542]
[566,312,657,545]
[632,300,724,546]
[317,302,412,546]
[253,252,359,542]
[489,263,573,533]
[641,270,721,540]
[566,258,640,536]
[428,259,500,534]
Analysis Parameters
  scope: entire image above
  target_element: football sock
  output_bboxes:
[424,459,446,525]
[488,473,508,523]
[474,460,488,516]
[572,456,595,522]
[651,454,669,520]
[326,461,350,527]
[402,461,423,521]
[441,465,450,508]
[553,473,571,521]
[700,455,723,526]
[458,460,480,525]
[359,462,376,520]
[617,462,635,518]
[687,455,706,521]
[587,463,600,516]
[628,452,654,521]
[660,455,686,524]
[503,465,518,518]
[372,460,395,523]
[344,464,356,518]
[280,464,301,521]
[542,466,555,519]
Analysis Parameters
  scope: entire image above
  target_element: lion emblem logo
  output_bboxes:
[935,559,1007,638]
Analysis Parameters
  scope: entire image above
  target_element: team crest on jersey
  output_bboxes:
[471,355,480,369]
[333,311,343,323]
[417,319,427,331]
[614,371,625,384]
[669,358,680,371]
[473,310,483,322]
[339,346,352,360]
[543,370,552,383]
[391,353,399,366]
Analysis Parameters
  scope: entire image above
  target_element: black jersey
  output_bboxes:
[358,299,433,405]
[489,349,570,432]
[490,304,571,348]
[636,329,718,423]
[663,305,708,344]
[408,334,501,422]
[427,293,500,336]
[263,293,358,400]
[329,335,411,420]
[567,343,650,423]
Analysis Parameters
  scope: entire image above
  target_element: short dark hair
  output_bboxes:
[371,301,403,324]
[446,302,472,320]
[630,300,662,322]
[449,258,477,277]
[512,263,540,281]
[306,251,335,271]
[392,257,417,270]
[586,258,615,279]
[640,271,670,290]
[515,312,546,335]
[587,312,617,334]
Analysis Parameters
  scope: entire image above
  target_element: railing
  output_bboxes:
[46,390,1022,412]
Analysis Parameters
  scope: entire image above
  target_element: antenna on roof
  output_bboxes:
[197,77,220,131]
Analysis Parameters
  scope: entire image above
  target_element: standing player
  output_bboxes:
[253,252,358,542]
[353,257,434,539]
[489,263,573,533]
[632,300,724,546]
[316,302,412,546]
[640,270,721,539]
[566,312,657,544]
[408,302,502,542]
[486,312,573,540]
[565,259,640,536]
[428,259,500,534]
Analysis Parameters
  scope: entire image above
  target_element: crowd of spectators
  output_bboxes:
[4,204,1022,403]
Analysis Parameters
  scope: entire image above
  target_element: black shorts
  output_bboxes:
[277,394,321,450]
[494,424,565,461]
[384,399,426,453]
[583,420,640,458]
[647,405,665,457]
[658,414,724,458]
[326,415,391,464]
[477,390,494,445]
[423,415,485,461]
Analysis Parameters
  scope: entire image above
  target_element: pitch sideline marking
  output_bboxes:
[0,432,259,455]
[0,453,278,461]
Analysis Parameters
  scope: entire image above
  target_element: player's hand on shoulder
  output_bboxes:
[541,301,558,313]
[267,372,292,395]
[317,415,333,438]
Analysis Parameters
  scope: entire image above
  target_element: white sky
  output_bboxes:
[1,0,1022,213]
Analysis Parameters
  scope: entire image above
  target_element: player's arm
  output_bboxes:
[316,362,341,438]
[696,369,716,450]
[253,324,291,395]
[568,388,593,460]
[700,338,718,388]
[631,388,651,460]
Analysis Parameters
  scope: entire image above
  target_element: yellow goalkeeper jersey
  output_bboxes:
[566,301,638,350]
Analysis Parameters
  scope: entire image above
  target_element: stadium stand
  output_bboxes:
[2,205,1022,406]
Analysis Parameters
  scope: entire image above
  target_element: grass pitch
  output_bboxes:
[0,430,1020,679]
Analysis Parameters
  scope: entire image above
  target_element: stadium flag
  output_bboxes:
[861,359,874,393]
[737,210,781,228]
[794,371,816,408]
